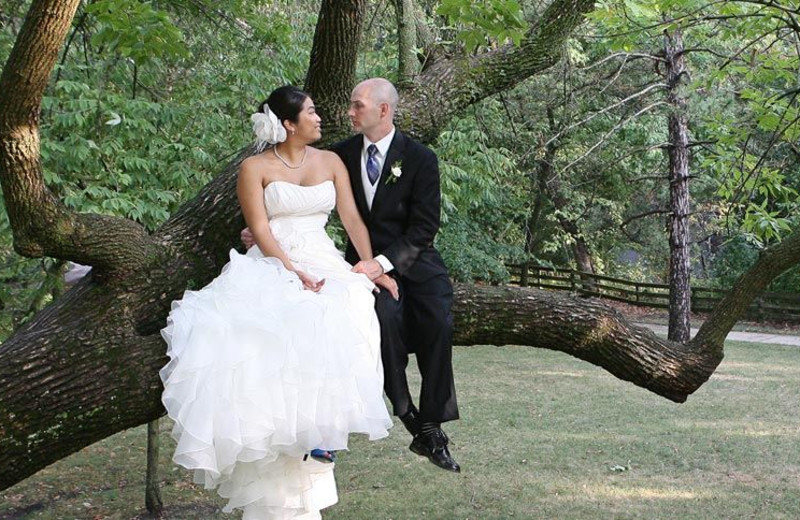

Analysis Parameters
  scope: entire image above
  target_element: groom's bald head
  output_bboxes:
[349,78,398,141]
[358,78,399,113]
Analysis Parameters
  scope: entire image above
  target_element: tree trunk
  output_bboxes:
[537,108,596,275]
[541,160,596,275]
[0,154,250,490]
[665,26,692,343]
[304,0,365,143]
[521,171,547,287]
[145,419,163,515]
[393,0,418,86]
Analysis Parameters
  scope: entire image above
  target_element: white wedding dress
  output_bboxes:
[160,180,392,519]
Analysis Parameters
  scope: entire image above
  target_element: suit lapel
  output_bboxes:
[370,131,406,220]
[345,136,370,220]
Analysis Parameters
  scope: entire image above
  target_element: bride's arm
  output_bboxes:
[330,153,373,262]
[237,158,296,271]
[329,155,399,299]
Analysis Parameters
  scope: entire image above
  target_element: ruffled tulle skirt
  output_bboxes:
[161,249,392,518]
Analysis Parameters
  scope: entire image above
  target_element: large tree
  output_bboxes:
[2,0,799,492]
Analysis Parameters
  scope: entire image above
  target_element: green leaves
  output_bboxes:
[86,0,188,66]
[17,0,312,237]
[436,0,527,50]
[433,114,526,283]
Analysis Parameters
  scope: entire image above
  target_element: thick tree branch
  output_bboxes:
[693,230,800,348]
[399,0,597,143]
[0,275,720,490]
[0,0,158,275]
[453,285,721,404]
[413,3,442,69]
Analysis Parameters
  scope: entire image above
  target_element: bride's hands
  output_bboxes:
[374,274,399,300]
[294,270,325,292]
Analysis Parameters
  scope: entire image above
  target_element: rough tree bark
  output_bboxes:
[144,420,163,515]
[3,0,800,494]
[304,0,366,137]
[392,0,419,86]
[0,0,158,275]
[664,26,692,343]
[397,0,597,142]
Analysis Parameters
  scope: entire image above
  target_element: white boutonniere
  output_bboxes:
[386,160,403,185]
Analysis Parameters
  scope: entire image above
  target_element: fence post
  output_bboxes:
[520,261,529,287]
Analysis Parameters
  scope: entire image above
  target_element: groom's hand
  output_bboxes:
[241,227,255,249]
[352,259,384,281]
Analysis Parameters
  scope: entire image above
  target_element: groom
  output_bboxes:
[332,78,460,472]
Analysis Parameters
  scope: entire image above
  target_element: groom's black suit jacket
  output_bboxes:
[333,131,459,423]
[332,131,448,282]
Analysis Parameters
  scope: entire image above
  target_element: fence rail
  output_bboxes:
[509,264,800,324]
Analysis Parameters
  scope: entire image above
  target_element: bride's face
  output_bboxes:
[289,97,322,143]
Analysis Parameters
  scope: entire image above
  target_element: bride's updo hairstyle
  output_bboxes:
[251,86,310,151]
[259,86,309,126]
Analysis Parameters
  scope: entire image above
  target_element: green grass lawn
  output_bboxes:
[2,341,799,519]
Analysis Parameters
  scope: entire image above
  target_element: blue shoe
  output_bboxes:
[309,449,336,463]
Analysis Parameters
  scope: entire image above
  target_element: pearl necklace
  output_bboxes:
[273,146,307,169]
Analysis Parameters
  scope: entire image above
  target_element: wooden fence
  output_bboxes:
[508,264,800,324]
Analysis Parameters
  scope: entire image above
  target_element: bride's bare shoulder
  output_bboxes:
[314,148,346,167]
[240,151,276,178]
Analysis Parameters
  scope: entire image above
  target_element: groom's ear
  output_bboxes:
[379,102,391,119]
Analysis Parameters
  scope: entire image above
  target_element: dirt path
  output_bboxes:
[639,323,800,346]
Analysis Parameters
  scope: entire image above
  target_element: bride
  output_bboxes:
[160,85,395,519]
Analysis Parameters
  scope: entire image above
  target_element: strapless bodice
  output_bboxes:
[264,180,335,220]
[261,180,335,253]
[246,179,349,275]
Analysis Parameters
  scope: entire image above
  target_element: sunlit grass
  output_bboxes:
[1,340,799,519]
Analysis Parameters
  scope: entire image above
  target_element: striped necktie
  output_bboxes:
[367,144,380,185]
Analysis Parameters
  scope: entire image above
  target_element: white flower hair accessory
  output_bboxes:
[251,105,286,152]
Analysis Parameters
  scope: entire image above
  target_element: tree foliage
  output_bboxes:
[0,0,312,339]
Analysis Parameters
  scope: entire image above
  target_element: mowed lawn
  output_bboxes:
[2,340,799,519]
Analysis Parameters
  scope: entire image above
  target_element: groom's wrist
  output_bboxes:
[375,255,393,274]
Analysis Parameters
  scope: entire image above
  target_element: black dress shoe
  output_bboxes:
[409,428,461,473]
[399,407,421,437]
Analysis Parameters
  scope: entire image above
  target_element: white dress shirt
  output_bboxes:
[361,128,396,273]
